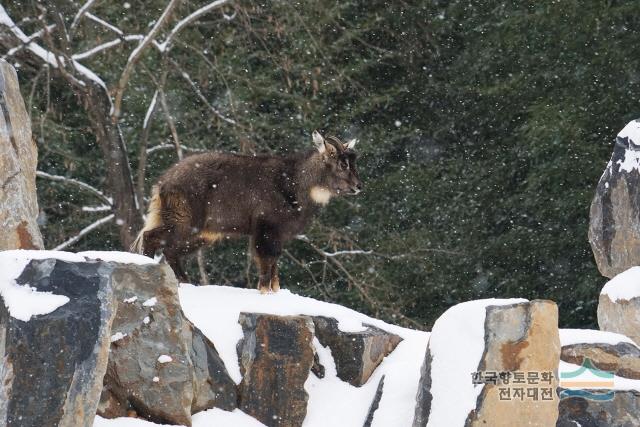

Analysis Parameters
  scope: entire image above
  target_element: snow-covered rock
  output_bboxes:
[557,329,640,425]
[598,267,640,346]
[0,60,44,251]
[0,250,238,427]
[0,253,118,427]
[412,299,560,427]
[237,313,315,427]
[557,390,640,427]
[179,284,428,427]
[557,359,640,427]
[589,119,640,278]
[1,249,429,427]
[560,329,640,380]
[98,262,236,426]
[312,316,402,387]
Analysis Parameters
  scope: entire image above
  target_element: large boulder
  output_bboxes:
[557,329,640,427]
[0,60,43,250]
[589,119,640,278]
[560,329,640,380]
[413,299,560,427]
[0,256,118,427]
[312,316,402,387]
[237,313,315,427]
[598,267,640,346]
[557,391,640,427]
[97,262,236,426]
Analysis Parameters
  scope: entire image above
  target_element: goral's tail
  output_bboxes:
[130,185,162,254]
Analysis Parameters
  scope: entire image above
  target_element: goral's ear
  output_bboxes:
[345,138,358,150]
[312,130,325,153]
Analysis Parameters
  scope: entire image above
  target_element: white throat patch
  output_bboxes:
[310,186,332,205]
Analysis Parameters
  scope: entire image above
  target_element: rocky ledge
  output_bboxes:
[0,250,417,427]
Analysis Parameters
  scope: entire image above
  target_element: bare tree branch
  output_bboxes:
[85,12,124,35]
[136,90,159,216]
[70,0,98,31]
[169,58,236,125]
[111,0,181,122]
[53,213,115,250]
[158,87,183,159]
[72,35,143,60]
[146,143,204,155]
[157,0,233,51]
[36,171,112,206]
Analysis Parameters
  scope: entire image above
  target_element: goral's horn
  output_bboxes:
[325,136,345,152]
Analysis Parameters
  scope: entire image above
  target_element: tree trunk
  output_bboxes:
[82,82,142,249]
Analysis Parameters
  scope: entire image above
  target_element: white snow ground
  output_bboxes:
[94,408,267,427]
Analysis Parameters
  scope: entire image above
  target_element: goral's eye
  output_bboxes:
[339,161,348,170]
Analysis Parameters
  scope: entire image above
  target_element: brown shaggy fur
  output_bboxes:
[131,133,362,292]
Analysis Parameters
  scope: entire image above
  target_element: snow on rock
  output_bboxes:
[414,299,561,427]
[589,119,640,278]
[142,296,158,307]
[1,256,119,426]
[422,299,526,427]
[617,119,640,172]
[560,328,640,381]
[179,284,429,427]
[560,328,635,346]
[157,354,172,364]
[599,267,640,346]
[0,250,154,321]
[110,332,127,343]
[97,262,236,425]
[601,266,640,302]
[95,408,266,427]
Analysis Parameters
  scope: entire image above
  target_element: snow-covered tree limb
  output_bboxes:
[36,171,112,206]
[2,23,56,60]
[72,35,143,61]
[157,0,233,51]
[70,0,98,31]
[146,143,205,154]
[53,213,115,250]
[321,249,374,257]
[85,12,124,35]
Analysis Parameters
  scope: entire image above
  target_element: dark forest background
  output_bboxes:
[3,0,639,329]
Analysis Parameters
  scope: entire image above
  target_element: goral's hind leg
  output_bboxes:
[251,221,282,294]
[254,255,275,294]
[164,249,189,283]
[270,263,280,293]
